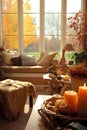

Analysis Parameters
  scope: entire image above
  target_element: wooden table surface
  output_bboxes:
[25,95,70,130]
[25,95,54,130]
[25,95,87,130]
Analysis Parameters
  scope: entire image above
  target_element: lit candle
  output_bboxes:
[78,83,87,116]
[64,90,78,113]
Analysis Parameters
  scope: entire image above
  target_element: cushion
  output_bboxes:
[37,51,57,67]
[11,55,22,66]
[2,51,18,65]
[21,54,37,66]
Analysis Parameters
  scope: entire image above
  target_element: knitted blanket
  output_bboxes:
[0,79,36,120]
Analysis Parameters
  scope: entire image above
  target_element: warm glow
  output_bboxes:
[84,83,86,87]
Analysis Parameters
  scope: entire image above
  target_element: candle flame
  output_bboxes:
[71,90,74,93]
[84,83,86,87]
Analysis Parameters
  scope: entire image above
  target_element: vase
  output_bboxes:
[71,76,87,92]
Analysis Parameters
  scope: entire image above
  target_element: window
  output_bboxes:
[1,0,18,50]
[0,0,85,59]
[44,0,61,52]
[23,0,40,55]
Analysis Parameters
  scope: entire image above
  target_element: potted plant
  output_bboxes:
[68,63,87,92]
[71,51,87,65]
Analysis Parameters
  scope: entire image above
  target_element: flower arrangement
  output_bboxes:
[68,64,87,78]
[68,11,87,52]
[47,59,63,76]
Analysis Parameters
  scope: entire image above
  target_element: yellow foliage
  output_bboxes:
[2,0,38,50]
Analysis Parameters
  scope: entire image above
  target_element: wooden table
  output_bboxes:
[25,95,87,130]
[43,74,72,95]
[25,95,53,130]
[25,95,68,130]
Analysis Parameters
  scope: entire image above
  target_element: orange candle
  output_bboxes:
[78,84,87,116]
[64,90,78,113]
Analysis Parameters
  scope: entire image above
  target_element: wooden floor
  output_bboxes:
[0,98,32,130]
[25,95,53,130]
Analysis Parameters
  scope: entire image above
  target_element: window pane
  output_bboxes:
[45,0,61,13]
[3,14,18,35]
[66,0,81,52]
[44,36,61,52]
[45,0,61,52]
[45,14,61,35]
[66,0,81,19]
[23,14,39,35]
[2,0,18,51]
[67,0,81,13]
[23,0,40,57]
[23,0,39,13]
[23,36,39,57]
[3,36,18,51]
[2,0,18,13]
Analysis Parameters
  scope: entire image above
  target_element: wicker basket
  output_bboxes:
[38,97,87,130]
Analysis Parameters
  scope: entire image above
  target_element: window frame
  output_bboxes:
[0,0,86,55]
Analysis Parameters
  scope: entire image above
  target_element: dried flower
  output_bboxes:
[47,59,63,76]
[68,64,87,77]
[68,11,87,52]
